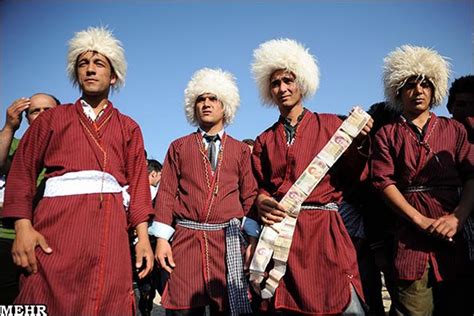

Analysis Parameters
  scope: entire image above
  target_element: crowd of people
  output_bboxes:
[0,26,473,316]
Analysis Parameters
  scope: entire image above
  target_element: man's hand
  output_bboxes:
[256,194,286,225]
[5,98,30,132]
[155,238,175,273]
[244,236,258,271]
[135,237,154,279]
[359,117,374,137]
[413,213,436,232]
[428,213,464,241]
[12,219,52,274]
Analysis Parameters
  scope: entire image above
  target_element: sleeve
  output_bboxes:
[238,145,260,236]
[454,121,474,181]
[125,125,153,227]
[125,123,153,227]
[153,141,180,239]
[251,135,272,197]
[370,127,397,192]
[2,113,53,220]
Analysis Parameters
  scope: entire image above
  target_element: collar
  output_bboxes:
[80,99,108,121]
[198,128,225,139]
[279,107,308,126]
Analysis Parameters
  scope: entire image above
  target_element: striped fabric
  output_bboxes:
[176,218,252,316]
[252,111,367,314]
[372,113,474,281]
[155,133,257,312]
[2,100,153,316]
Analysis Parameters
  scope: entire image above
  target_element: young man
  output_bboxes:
[131,158,163,316]
[1,27,154,315]
[154,68,258,315]
[250,38,372,315]
[0,93,60,305]
[372,45,474,315]
[447,75,474,142]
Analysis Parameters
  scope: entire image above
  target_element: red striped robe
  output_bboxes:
[1,100,153,316]
[371,113,474,281]
[252,111,367,314]
[155,132,257,311]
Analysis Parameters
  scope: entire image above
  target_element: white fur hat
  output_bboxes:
[184,68,240,126]
[67,27,127,91]
[251,38,320,106]
[383,45,450,110]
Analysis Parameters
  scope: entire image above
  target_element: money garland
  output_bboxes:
[249,106,371,299]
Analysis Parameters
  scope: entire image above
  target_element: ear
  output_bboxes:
[110,73,117,86]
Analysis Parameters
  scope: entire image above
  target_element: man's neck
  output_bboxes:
[404,110,431,129]
[81,95,109,116]
[200,122,224,135]
[280,103,304,126]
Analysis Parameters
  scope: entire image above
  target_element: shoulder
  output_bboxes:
[225,135,251,155]
[114,110,141,130]
[168,133,197,151]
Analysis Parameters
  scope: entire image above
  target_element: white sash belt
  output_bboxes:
[44,170,130,209]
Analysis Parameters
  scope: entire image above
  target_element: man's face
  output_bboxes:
[399,76,433,118]
[269,70,303,110]
[27,94,57,124]
[148,170,161,187]
[194,93,225,128]
[76,51,117,97]
[450,92,474,123]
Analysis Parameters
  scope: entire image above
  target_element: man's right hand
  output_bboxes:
[155,238,175,273]
[256,194,286,225]
[5,98,30,132]
[12,219,52,274]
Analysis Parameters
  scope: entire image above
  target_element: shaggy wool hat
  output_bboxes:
[67,27,127,91]
[251,38,320,106]
[383,45,450,110]
[184,68,240,126]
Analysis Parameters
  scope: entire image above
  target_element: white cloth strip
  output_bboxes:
[43,170,130,209]
[150,222,176,240]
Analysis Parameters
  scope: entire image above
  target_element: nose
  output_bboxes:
[414,82,424,93]
[86,63,96,75]
[278,81,289,93]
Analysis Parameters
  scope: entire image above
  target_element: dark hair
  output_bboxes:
[367,102,401,135]
[147,159,162,173]
[242,138,255,146]
[446,75,474,113]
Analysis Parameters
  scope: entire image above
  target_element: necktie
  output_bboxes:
[204,134,219,171]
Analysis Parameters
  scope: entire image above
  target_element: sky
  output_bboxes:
[1,0,473,161]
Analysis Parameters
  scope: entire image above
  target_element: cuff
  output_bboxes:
[242,216,261,237]
[149,221,175,240]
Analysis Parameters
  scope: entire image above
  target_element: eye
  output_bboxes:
[282,77,294,85]
[270,80,280,88]
[209,96,218,101]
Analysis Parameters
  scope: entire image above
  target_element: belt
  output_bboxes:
[301,202,339,211]
[44,170,130,209]
[176,218,252,316]
[403,185,461,193]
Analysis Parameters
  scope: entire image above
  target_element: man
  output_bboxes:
[0,93,59,305]
[0,93,60,175]
[446,75,474,142]
[131,158,163,316]
[147,159,162,205]
[1,27,154,315]
[250,38,372,315]
[154,68,258,315]
[372,45,474,315]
